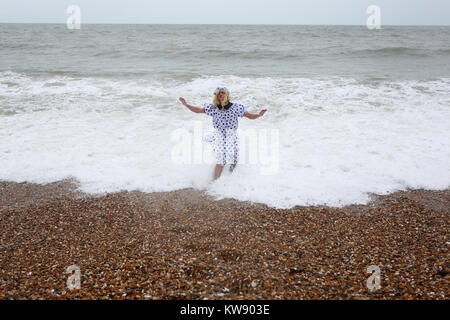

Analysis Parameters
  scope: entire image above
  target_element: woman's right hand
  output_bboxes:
[178,97,187,106]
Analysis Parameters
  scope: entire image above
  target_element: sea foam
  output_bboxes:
[1,72,449,208]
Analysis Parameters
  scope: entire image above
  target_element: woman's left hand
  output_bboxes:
[258,109,267,117]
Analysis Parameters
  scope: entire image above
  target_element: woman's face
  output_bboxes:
[217,90,227,101]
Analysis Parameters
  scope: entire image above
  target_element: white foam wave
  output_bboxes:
[1,71,449,208]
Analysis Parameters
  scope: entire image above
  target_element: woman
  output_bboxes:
[179,87,267,180]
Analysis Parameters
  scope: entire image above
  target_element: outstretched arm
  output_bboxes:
[244,109,267,119]
[179,97,205,113]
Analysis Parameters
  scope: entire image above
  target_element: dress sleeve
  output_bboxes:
[204,103,214,116]
[237,104,247,117]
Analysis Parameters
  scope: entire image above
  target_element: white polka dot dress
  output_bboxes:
[203,102,247,166]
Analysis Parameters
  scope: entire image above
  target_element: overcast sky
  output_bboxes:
[1,0,449,25]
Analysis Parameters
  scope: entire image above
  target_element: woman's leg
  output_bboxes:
[214,164,224,180]
[230,132,239,172]
[211,130,226,179]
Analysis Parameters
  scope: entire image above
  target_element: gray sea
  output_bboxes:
[1,24,450,80]
[1,24,449,208]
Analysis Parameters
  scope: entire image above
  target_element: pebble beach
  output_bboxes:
[0,179,448,300]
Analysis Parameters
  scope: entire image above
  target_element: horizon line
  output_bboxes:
[1,22,449,27]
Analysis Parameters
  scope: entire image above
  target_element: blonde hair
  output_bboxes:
[212,89,231,108]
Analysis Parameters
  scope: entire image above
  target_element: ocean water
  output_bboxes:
[1,24,449,208]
